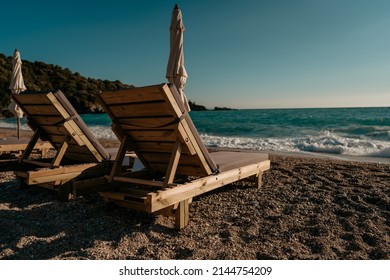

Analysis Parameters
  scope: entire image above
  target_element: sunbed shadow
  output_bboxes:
[0,180,183,260]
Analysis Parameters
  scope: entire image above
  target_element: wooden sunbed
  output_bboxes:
[11,90,112,200]
[0,137,52,158]
[95,83,270,229]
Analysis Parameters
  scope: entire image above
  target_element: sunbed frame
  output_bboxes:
[95,83,270,229]
[0,138,51,158]
[12,90,111,200]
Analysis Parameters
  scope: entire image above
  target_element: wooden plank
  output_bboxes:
[109,136,129,181]
[51,135,70,167]
[98,87,165,104]
[29,116,64,125]
[177,122,196,155]
[40,125,68,136]
[175,199,189,230]
[99,191,146,202]
[22,105,61,116]
[135,142,181,153]
[121,123,177,131]
[64,152,101,163]
[257,171,263,189]
[111,200,148,212]
[108,102,171,118]
[163,140,182,186]
[20,159,52,167]
[65,120,104,162]
[49,135,79,146]
[117,116,175,128]
[141,152,199,165]
[66,145,97,155]
[161,83,184,117]
[26,171,87,185]
[21,129,41,160]
[148,160,271,212]
[24,163,99,179]
[73,177,110,196]
[62,120,84,146]
[117,186,155,197]
[149,163,204,177]
[124,129,177,142]
[112,176,164,188]
[13,93,52,105]
[0,143,27,152]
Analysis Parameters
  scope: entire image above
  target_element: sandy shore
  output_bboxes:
[0,128,389,259]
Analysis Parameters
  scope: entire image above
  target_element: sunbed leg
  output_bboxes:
[257,171,263,189]
[109,136,129,182]
[57,181,73,202]
[175,199,189,230]
[51,135,71,167]
[20,128,41,161]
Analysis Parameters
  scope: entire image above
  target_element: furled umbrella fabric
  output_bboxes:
[8,49,27,138]
[166,5,191,112]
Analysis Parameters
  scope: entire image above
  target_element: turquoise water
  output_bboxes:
[2,107,390,158]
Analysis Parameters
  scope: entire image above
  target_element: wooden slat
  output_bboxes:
[148,163,204,177]
[124,130,177,142]
[121,123,177,131]
[117,186,155,197]
[40,125,68,136]
[149,160,271,212]
[21,129,41,160]
[29,116,64,125]
[99,87,165,104]
[141,152,199,165]
[112,200,148,211]
[73,177,110,196]
[63,152,100,163]
[26,171,86,185]
[108,102,172,118]
[0,142,51,153]
[49,135,80,146]
[22,105,61,116]
[21,159,52,167]
[99,190,146,202]
[66,145,97,155]
[24,163,99,179]
[117,116,175,128]
[109,136,129,181]
[163,140,182,186]
[134,142,181,153]
[13,93,52,105]
[112,176,164,188]
[51,135,70,167]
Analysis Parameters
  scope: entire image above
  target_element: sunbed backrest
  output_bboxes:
[96,83,218,177]
[12,90,110,163]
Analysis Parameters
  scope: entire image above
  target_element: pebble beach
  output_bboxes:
[0,128,389,260]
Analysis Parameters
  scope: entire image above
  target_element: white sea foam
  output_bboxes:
[87,125,117,140]
[201,131,390,158]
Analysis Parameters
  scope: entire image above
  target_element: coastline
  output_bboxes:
[0,126,389,259]
[2,127,390,164]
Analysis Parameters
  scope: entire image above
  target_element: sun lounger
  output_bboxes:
[11,90,112,200]
[0,137,52,158]
[95,83,270,229]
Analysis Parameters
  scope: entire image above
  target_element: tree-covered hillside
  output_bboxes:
[0,53,133,116]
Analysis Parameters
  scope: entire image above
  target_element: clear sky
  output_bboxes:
[1,0,390,109]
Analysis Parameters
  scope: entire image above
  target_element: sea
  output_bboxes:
[1,107,390,160]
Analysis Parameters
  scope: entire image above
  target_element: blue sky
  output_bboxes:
[1,0,390,109]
